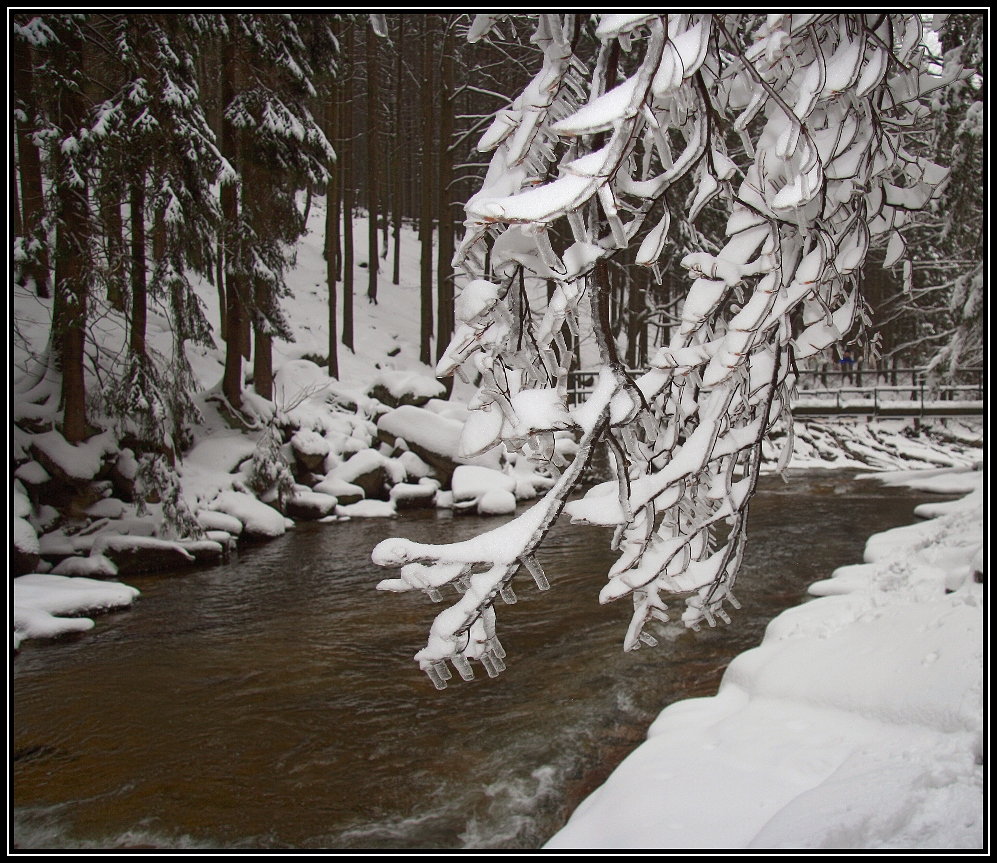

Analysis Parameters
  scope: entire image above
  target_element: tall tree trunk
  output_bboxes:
[12,119,22,238]
[52,27,89,442]
[102,160,126,313]
[366,21,379,304]
[435,17,456,376]
[325,89,340,379]
[392,15,403,285]
[220,24,244,410]
[13,35,50,297]
[253,278,274,401]
[216,236,227,342]
[419,16,435,366]
[129,176,147,358]
[342,24,355,351]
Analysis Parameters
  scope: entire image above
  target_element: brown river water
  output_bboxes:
[12,471,949,849]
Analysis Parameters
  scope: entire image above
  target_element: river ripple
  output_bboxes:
[13,471,951,849]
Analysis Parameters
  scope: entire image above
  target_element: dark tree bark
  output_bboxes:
[391,15,403,285]
[342,22,355,351]
[220,24,245,410]
[51,26,89,442]
[365,20,379,304]
[419,16,435,366]
[253,277,274,401]
[129,176,147,358]
[13,35,50,297]
[101,159,126,313]
[435,16,456,376]
[12,120,21,238]
[325,86,340,379]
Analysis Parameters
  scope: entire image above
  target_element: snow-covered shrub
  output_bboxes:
[374,14,961,688]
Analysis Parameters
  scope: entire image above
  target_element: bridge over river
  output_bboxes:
[566,367,984,419]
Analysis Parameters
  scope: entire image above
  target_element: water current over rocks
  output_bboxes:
[12,471,953,849]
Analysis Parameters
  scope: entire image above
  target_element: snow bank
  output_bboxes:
[13,573,140,649]
[208,491,286,538]
[548,467,983,850]
[783,419,981,472]
[184,433,258,473]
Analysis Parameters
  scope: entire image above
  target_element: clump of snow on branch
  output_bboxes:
[373,13,959,688]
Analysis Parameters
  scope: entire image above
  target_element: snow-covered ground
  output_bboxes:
[546,467,984,849]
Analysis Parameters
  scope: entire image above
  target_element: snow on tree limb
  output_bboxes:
[374,13,958,688]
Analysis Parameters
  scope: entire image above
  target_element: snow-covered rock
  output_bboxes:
[51,554,119,578]
[29,429,118,482]
[397,450,434,480]
[85,498,125,519]
[197,509,244,536]
[208,491,286,538]
[290,428,330,472]
[451,465,517,505]
[477,488,517,515]
[368,370,446,408]
[377,405,501,484]
[336,500,397,518]
[14,460,50,486]
[13,573,140,649]
[13,516,40,576]
[286,490,339,520]
[389,482,438,509]
[312,475,364,504]
[328,449,395,500]
[89,534,198,575]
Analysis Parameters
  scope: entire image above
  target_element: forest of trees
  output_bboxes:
[11,14,985,513]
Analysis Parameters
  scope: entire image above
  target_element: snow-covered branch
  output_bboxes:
[374,13,960,687]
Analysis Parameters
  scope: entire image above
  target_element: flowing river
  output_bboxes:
[13,471,949,849]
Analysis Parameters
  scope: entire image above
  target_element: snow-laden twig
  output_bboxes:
[374,13,959,686]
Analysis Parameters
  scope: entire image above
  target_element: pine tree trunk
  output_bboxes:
[253,277,274,401]
[419,16,435,366]
[325,88,340,379]
[342,24,355,351]
[129,176,147,358]
[12,119,21,238]
[102,161,126,313]
[435,17,456,376]
[366,21,379,304]
[13,35,50,298]
[220,25,244,410]
[216,237,227,342]
[392,15,403,285]
[52,27,89,442]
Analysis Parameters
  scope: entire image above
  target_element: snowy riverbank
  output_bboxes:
[11,203,983,653]
[546,466,984,849]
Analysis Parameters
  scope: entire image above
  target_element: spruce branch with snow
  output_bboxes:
[373,13,960,687]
